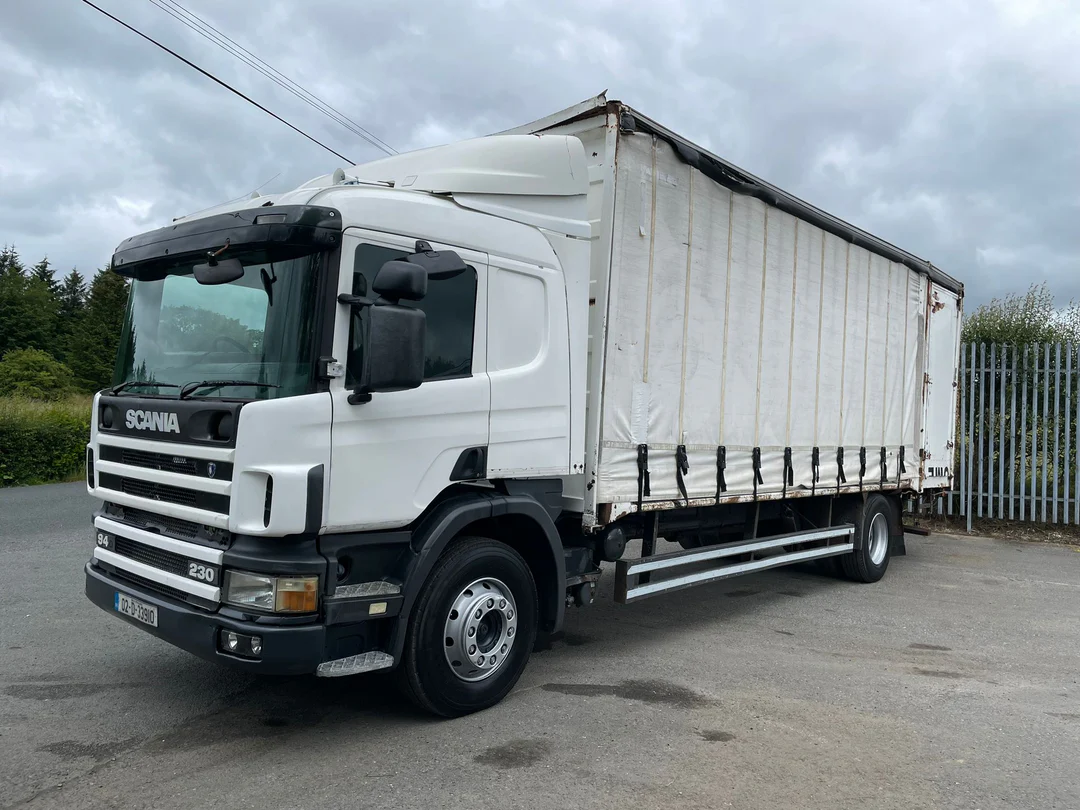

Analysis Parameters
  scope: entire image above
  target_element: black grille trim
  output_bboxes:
[113,535,189,577]
[98,444,233,481]
[104,566,216,611]
[101,503,229,549]
[105,503,198,539]
[98,472,229,514]
[122,477,196,506]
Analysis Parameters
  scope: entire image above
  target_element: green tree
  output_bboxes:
[29,257,59,296]
[0,244,22,276]
[962,283,1080,346]
[68,268,130,391]
[54,269,88,366]
[0,348,74,400]
[0,246,55,356]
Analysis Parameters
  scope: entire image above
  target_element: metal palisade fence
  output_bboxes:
[939,343,1080,531]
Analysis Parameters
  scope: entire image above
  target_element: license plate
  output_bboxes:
[114,592,158,627]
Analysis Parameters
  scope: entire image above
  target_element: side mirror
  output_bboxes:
[373,261,427,302]
[349,303,426,404]
[193,257,244,285]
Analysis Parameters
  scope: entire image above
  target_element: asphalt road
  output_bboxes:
[2,483,1079,809]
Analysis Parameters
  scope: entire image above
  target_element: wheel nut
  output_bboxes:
[508,628,514,637]
[499,599,506,608]
[475,609,482,619]
[501,644,507,654]
[487,598,494,608]
[490,655,497,665]
[469,645,476,655]
[507,610,514,619]
[477,656,485,665]
[468,627,475,637]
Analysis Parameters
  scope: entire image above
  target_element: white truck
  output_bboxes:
[84,94,962,716]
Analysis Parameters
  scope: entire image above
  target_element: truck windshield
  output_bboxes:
[112,251,324,399]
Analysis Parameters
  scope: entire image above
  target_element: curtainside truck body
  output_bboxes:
[83,94,962,716]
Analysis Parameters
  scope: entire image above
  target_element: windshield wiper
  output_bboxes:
[108,380,181,395]
[179,379,280,400]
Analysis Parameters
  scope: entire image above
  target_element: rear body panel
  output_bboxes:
[510,98,963,527]
[921,283,963,489]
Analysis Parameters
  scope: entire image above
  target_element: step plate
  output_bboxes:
[615,525,855,604]
[316,651,395,678]
[331,581,401,599]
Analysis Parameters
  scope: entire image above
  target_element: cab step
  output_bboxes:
[330,580,402,600]
[316,651,395,678]
[324,581,404,624]
[614,525,855,603]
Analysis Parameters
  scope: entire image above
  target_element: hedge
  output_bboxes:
[0,397,92,486]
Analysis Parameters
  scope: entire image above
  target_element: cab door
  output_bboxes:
[326,229,490,532]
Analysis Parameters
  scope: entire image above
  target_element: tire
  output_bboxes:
[838,494,893,583]
[400,536,538,717]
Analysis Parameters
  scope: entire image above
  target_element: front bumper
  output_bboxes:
[85,562,327,675]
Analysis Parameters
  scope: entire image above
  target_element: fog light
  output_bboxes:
[218,629,263,659]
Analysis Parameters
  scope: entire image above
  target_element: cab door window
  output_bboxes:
[345,244,478,386]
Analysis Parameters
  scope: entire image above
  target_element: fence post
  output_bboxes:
[998,344,1006,518]
[1031,344,1039,522]
[1010,345,1017,520]
[959,344,967,518]
[1042,343,1050,522]
[1053,343,1062,523]
[978,343,986,518]
[1065,343,1073,525]
[988,343,996,519]
[967,343,976,533]
[1075,342,1080,525]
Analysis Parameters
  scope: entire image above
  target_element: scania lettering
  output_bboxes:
[83,95,962,716]
[124,409,181,433]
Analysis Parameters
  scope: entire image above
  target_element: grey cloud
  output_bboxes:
[1,0,1077,307]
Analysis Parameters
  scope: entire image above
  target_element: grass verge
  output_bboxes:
[0,396,93,487]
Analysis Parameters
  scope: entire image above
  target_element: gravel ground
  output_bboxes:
[2,482,1079,809]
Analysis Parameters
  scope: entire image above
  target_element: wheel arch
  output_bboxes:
[388,491,566,662]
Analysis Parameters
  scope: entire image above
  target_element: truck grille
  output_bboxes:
[113,535,188,577]
[95,445,234,482]
[110,569,214,610]
[121,477,197,507]
[117,570,191,603]
[107,504,200,540]
[98,472,229,514]
[120,448,199,476]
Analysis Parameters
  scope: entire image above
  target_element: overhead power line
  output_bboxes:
[148,0,396,156]
[78,0,356,164]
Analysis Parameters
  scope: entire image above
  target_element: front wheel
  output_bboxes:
[400,536,538,717]
[838,494,894,583]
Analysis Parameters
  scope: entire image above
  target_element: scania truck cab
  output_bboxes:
[84,97,961,716]
[86,134,596,716]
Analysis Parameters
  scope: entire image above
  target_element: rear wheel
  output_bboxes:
[400,536,538,717]
[838,494,893,583]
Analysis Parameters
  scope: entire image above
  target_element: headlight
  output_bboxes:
[224,571,319,613]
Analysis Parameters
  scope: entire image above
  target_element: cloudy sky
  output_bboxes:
[2,0,1077,307]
